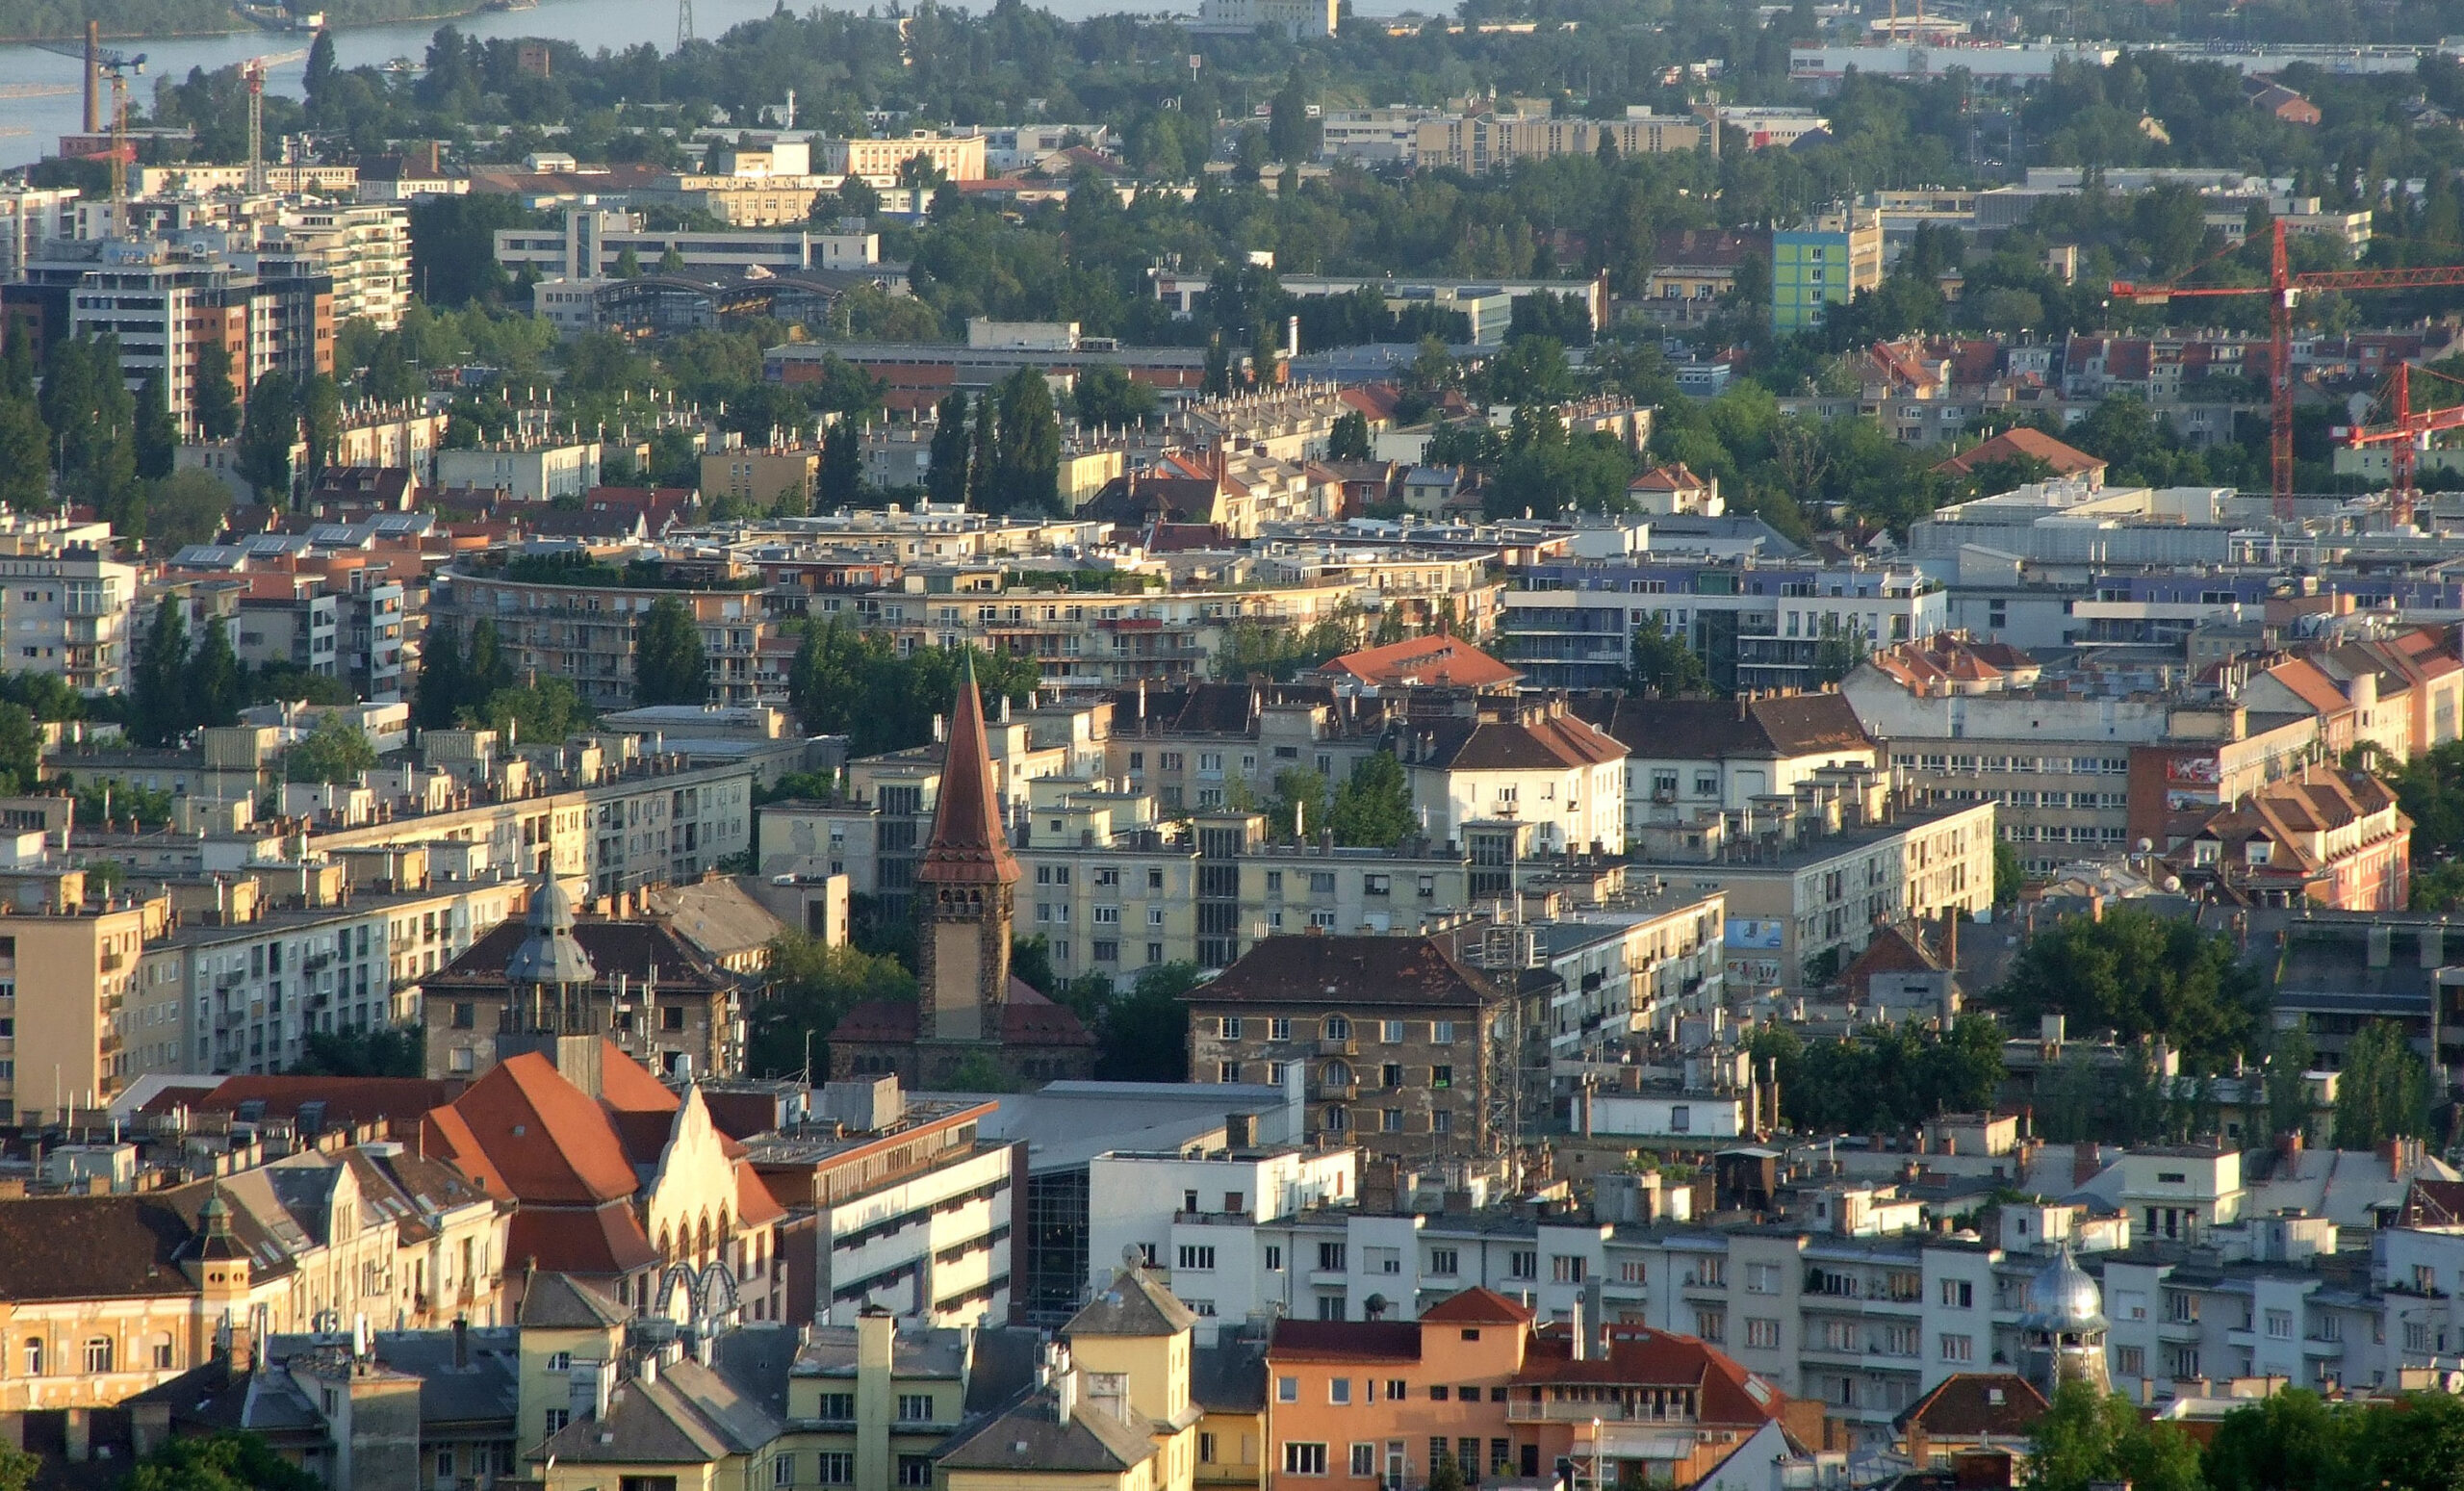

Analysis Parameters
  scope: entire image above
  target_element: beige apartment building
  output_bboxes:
[702,449,821,507]
[1413,110,1706,172]
[817,133,988,185]
[3,871,162,1124]
[860,568,1371,687]
[428,561,779,711]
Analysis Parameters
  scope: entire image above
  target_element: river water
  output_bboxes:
[0,0,1309,169]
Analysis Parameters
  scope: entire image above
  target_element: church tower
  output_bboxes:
[914,656,1019,1043]
[2019,1244,2111,1399]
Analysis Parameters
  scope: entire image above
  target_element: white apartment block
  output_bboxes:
[0,543,136,696]
[0,186,79,284]
[433,440,603,501]
[1088,1144,1360,1330]
[273,203,412,329]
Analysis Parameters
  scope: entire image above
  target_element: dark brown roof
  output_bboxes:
[1189,935,1508,1010]
[0,1183,263,1300]
[1411,707,1623,772]
[1892,1373,2050,1437]
[422,919,732,996]
[1108,681,1349,736]
[1572,692,1873,761]
[141,1075,463,1139]
[918,660,1021,888]
[1269,1319,1424,1363]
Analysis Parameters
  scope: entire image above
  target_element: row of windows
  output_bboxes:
[1207,1015,1461,1044]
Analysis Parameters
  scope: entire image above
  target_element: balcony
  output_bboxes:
[1317,1037,1358,1056]
[1311,1080,1358,1102]
[1505,1400,1700,1427]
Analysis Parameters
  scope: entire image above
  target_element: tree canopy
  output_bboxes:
[1988,908,2264,1067]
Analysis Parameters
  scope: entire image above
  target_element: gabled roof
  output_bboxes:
[137,1074,461,1138]
[1410,706,1625,772]
[423,1053,639,1206]
[1516,1326,1784,1427]
[1932,426,2107,480]
[518,1271,630,1330]
[938,1388,1158,1473]
[917,657,1021,888]
[1420,1286,1535,1324]
[1892,1372,2049,1437]
[1311,634,1520,690]
[1066,1265,1197,1337]
[534,1359,782,1466]
[1574,692,1872,762]
[1190,935,1509,1010]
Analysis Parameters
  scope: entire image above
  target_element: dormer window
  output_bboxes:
[2246,841,2273,866]
[2193,841,2219,866]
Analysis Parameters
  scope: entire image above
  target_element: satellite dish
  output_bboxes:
[1122,1244,1144,1270]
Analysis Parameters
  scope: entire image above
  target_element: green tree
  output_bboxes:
[236,371,298,502]
[615,245,644,278]
[1989,907,2263,1067]
[1073,366,1159,429]
[1993,841,2024,907]
[965,392,997,510]
[192,340,240,441]
[290,1025,424,1077]
[634,598,709,707]
[1628,624,1712,696]
[146,469,235,551]
[1265,767,1329,840]
[300,372,343,481]
[1327,751,1416,848]
[124,1429,321,1491]
[0,336,48,510]
[471,676,588,744]
[2204,1388,2357,1491]
[2026,1380,2203,1491]
[185,618,243,733]
[819,418,862,508]
[131,597,190,747]
[464,618,515,703]
[1267,66,1320,164]
[1092,962,1199,1082]
[745,933,917,1078]
[2263,1026,2318,1144]
[135,367,178,482]
[2332,1018,2432,1149]
[0,703,38,795]
[925,391,971,505]
[991,367,1062,515]
[283,713,380,784]
[1327,410,1373,462]
[416,621,466,732]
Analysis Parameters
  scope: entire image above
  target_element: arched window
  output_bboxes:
[1322,1014,1351,1041]
[22,1339,40,1377]
[1322,1105,1348,1132]
[1322,1060,1353,1088]
[83,1338,112,1375]
[697,1215,712,1259]
[658,1227,673,1263]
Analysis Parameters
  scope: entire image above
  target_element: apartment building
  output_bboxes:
[434,440,603,501]
[746,1081,1019,1327]
[1185,935,1527,1159]
[815,133,989,185]
[269,203,412,329]
[1773,207,1884,334]
[1843,634,2327,874]
[129,868,528,1084]
[1629,769,1994,990]
[427,559,775,710]
[1399,696,1629,856]
[0,1143,510,1413]
[1410,110,1707,172]
[2161,766,2411,911]
[1574,693,1880,844]
[859,570,1369,687]
[1502,556,1944,695]
[1087,1144,1360,1331]
[0,534,137,695]
[1188,0,1337,37]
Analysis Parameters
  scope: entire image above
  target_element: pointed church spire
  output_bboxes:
[918,653,1020,887]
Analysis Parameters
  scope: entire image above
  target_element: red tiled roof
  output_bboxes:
[1933,426,2108,479]
[1517,1327,1784,1427]
[1420,1287,1535,1324]
[598,1041,682,1113]
[506,1199,660,1277]
[1315,635,1520,690]
[424,1053,639,1206]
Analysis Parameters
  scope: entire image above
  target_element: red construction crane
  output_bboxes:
[2110,219,2464,520]
[2340,360,2464,528]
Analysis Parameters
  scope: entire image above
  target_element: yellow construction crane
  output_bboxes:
[99,49,144,224]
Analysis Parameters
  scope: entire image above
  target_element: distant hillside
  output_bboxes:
[0,0,471,41]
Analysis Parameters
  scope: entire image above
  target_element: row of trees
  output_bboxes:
[2033,1379,2464,1491]
[414,618,594,744]
[921,372,1065,516]
[784,621,1043,758]
[1744,1017,2006,1136]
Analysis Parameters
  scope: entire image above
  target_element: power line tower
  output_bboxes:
[677,0,694,48]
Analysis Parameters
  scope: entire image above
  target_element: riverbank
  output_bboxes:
[0,0,482,45]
